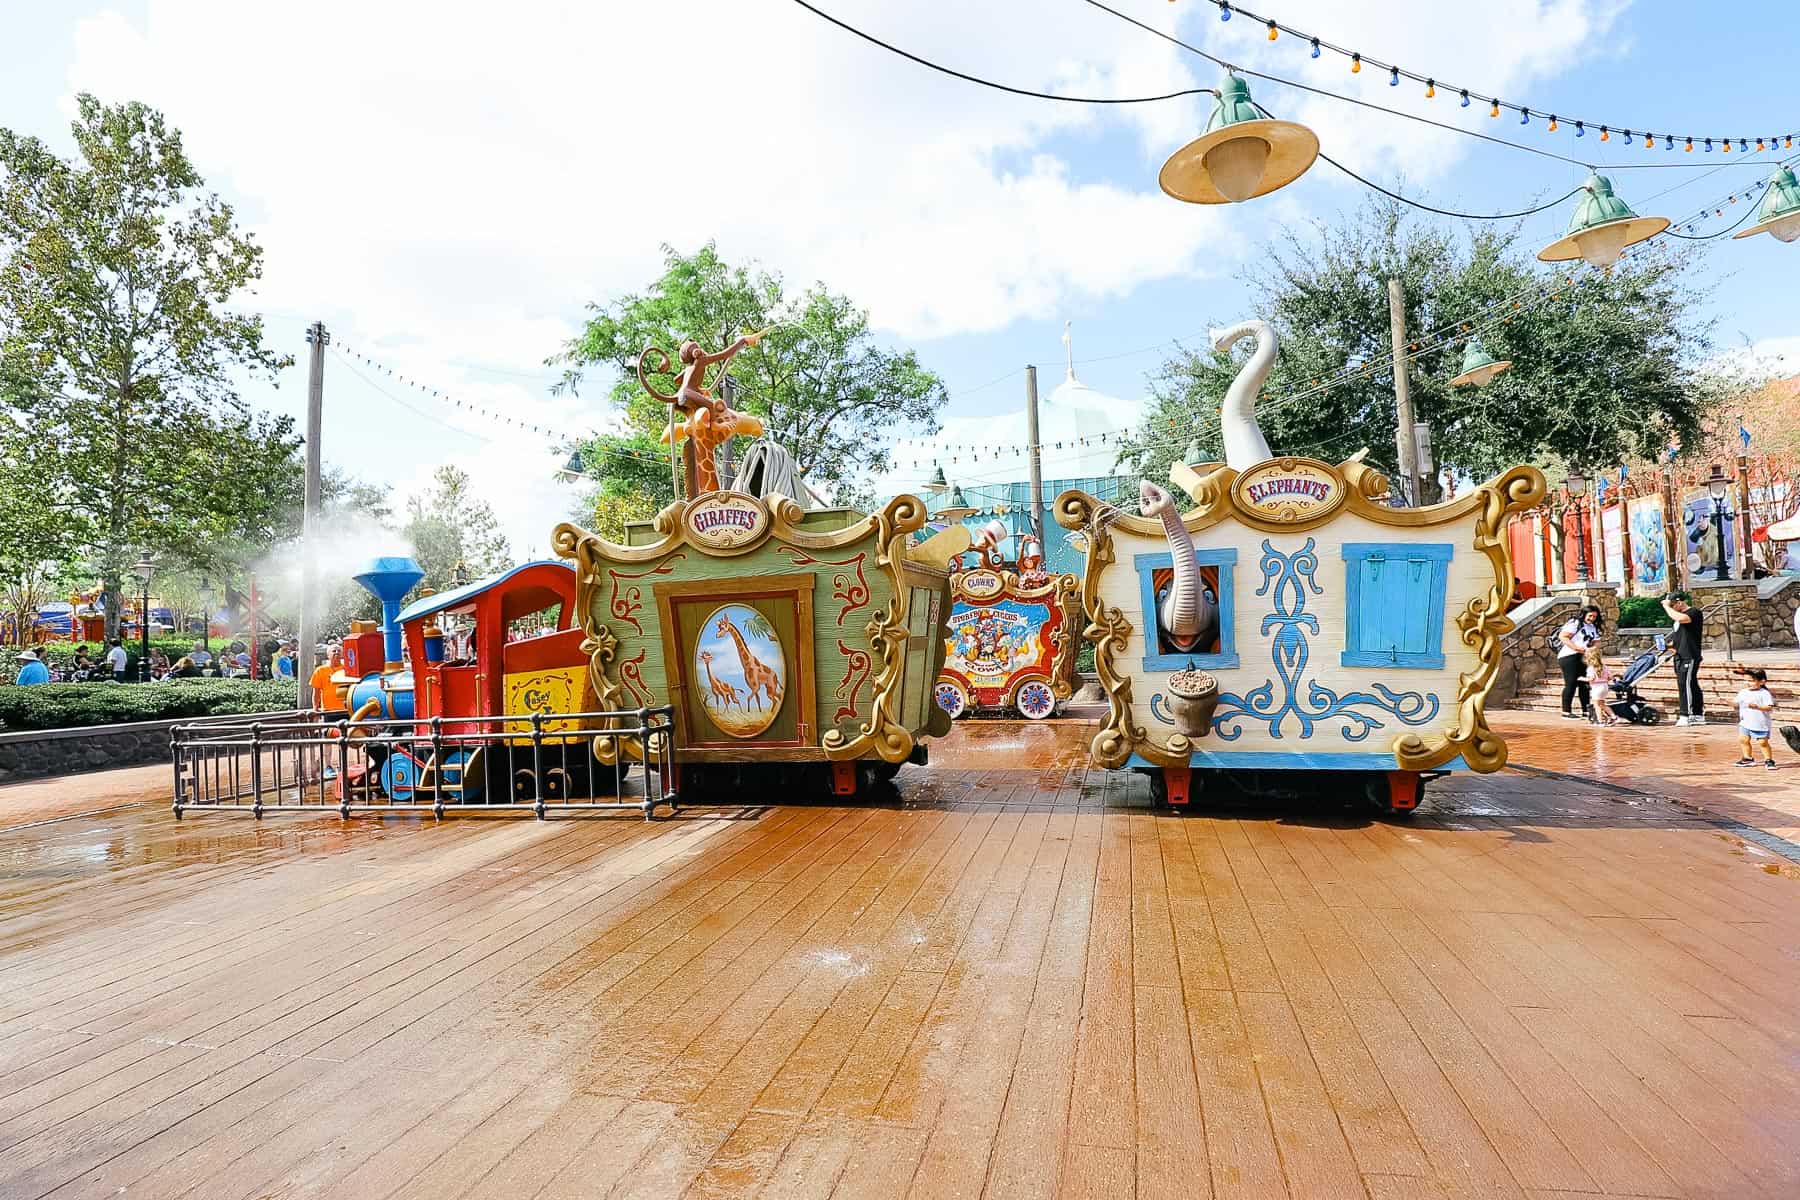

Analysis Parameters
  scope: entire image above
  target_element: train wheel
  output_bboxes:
[541,767,571,801]
[1013,680,1056,721]
[934,682,968,720]
[380,752,420,803]
[512,768,539,803]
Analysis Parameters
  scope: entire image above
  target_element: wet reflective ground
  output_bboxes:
[0,714,1796,1198]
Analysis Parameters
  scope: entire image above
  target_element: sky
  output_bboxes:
[4,0,1796,558]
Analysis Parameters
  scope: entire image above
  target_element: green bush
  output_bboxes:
[1617,596,1672,629]
[3,636,247,684]
[1076,642,1096,675]
[0,679,298,732]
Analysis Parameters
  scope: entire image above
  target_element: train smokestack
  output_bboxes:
[352,556,424,671]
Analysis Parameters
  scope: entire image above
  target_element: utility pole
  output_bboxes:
[298,321,327,709]
[1386,278,1419,507]
[1025,365,1045,552]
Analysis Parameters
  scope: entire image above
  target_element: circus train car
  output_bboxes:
[552,489,956,799]
[1056,319,1544,815]
[334,556,619,805]
[934,536,1080,721]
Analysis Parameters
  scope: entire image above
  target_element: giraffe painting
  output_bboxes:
[692,603,787,738]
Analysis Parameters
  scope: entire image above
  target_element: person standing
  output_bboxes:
[1733,667,1778,770]
[104,639,129,683]
[1555,604,1604,720]
[13,649,50,686]
[309,644,347,712]
[1662,592,1705,725]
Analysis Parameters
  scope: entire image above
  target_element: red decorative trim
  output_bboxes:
[607,552,685,636]
[618,649,653,707]
[781,548,870,626]
[833,639,872,725]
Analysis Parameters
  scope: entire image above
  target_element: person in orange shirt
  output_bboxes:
[310,644,347,712]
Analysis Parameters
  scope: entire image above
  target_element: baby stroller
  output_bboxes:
[1605,633,1670,726]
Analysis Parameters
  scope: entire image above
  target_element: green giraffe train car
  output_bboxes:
[552,491,955,799]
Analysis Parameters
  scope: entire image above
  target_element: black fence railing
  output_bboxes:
[170,707,677,819]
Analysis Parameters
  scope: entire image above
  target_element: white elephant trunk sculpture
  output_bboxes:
[1209,318,1277,472]
[1139,481,1218,653]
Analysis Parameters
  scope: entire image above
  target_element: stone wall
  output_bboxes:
[1688,580,1761,652]
[1491,594,1578,703]
[1758,578,1800,647]
[0,718,181,785]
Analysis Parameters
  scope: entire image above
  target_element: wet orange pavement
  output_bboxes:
[0,714,1797,1198]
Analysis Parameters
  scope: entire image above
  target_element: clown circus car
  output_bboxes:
[1057,318,1544,815]
[933,535,1079,721]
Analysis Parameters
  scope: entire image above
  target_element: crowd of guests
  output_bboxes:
[10,639,307,685]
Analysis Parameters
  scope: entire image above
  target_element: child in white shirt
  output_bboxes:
[1581,647,1621,725]
[1734,667,1777,770]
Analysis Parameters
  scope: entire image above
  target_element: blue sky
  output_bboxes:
[4,0,1795,554]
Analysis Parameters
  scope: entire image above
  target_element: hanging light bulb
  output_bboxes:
[1548,115,1558,132]
[1158,72,1320,204]
[1219,1,1231,19]
[1600,126,1610,142]
[1538,174,1671,268]
[1686,137,1694,152]
[1425,79,1435,98]
[1310,37,1320,58]
[1490,100,1500,118]
[1724,138,1732,152]
[1520,108,1531,125]
[1266,20,1278,40]
[1705,138,1713,152]
[1575,121,1585,137]
[1459,88,1470,107]
[1757,138,1766,151]
[1731,165,1800,243]
[1351,53,1361,73]
[1622,130,1632,145]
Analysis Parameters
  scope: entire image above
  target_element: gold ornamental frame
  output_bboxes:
[552,492,940,767]
[1055,458,1546,774]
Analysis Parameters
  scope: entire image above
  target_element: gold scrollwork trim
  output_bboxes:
[819,495,928,764]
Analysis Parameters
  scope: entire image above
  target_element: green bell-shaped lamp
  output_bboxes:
[925,462,949,493]
[1538,174,1670,268]
[936,485,977,522]
[1731,166,1800,243]
[1182,437,1203,465]
[1449,340,1513,388]
[1160,74,1319,204]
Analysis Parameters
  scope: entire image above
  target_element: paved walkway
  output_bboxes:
[0,719,1795,1198]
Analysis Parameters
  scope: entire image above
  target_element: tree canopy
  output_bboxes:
[401,466,513,593]
[555,244,948,515]
[0,95,298,637]
[1123,197,1716,496]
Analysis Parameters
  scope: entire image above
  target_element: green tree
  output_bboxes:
[402,465,512,594]
[0,416,78,643]
[0,95,296,640]
[1125,197,1714,497]
[554,243,948,509]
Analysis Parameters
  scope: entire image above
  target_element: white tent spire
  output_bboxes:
[1062,320,1076,382]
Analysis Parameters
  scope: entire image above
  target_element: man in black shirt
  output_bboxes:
[1662,592,1705,724]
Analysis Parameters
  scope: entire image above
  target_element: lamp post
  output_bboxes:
[131,557,154,682]
[1707,465,1733,581]
[1565,470,1591,582]
[198,580,213,657]
[451,560,471,589]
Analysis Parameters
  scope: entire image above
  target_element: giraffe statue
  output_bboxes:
[698,650,739,709]
[715,614,782,710]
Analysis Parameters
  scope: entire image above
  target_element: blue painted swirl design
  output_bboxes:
[1187,538,1439,742]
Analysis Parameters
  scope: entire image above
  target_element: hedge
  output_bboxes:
[0,679,299,732]
[1617,596,1673,628]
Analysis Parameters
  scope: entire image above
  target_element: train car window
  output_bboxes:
[1341,542,1454,669]
[506,602,564,641]
[1133,548,1240,671]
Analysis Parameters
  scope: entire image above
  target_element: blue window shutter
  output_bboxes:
[1342,543,1452,669]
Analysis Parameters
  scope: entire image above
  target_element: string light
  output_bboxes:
[1600,126,1610,142]
[1723,138,1732,153]
[1687,138,1694,152]
[1548,115,1558,132]
[1519,107,1530,125]
[1181,0,1798,153]
[1574,121,1584,138]
[1705,138,1713,152]
[1622,130,1632,145]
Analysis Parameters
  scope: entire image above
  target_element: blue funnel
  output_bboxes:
[353,556,425,669]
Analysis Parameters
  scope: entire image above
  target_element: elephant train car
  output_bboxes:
[1056,319,1545,814]
[551,489,957,800]
[933,547,1080,721]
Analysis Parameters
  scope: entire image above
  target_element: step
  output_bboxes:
[1502,697,1740,720]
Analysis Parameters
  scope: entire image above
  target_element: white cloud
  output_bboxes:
[56,0,1629,552]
